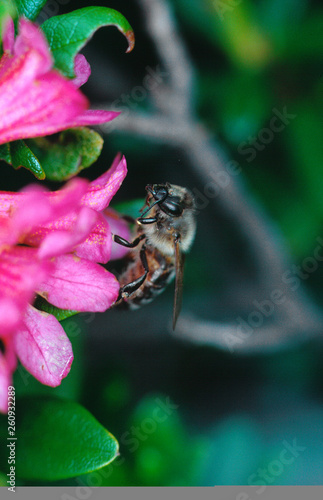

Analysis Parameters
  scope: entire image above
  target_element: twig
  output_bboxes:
[138,0,195,117]
[172,311,323,355]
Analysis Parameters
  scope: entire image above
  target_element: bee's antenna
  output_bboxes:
[140,189,168,218]
[140,199,161,218]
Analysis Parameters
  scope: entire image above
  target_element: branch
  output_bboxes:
[172,310,323,355]
[137,0,195,118]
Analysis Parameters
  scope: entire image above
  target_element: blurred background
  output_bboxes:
[7,0,323,486]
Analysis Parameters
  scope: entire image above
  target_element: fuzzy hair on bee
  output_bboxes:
[111,183,197,329]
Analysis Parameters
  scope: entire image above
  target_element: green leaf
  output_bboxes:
[15,0,47,20]
[0,143,10,163]
[15,396,119,480]
[0,1,16,21]
[0,1,16,45]
[0,128,102,181]
[27,127,104,181]
[34,295,78,322]
[0,140,45,179]
[41,6,135,78]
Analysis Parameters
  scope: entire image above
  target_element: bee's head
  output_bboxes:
[146,183,185,217]
[143,183,196,254]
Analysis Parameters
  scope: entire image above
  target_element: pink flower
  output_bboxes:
[0,17,120,145]
[0,155,129,412]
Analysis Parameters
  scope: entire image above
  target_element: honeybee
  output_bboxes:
[112,183,196,329]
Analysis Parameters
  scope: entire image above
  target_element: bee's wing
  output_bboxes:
[173,238,185,330]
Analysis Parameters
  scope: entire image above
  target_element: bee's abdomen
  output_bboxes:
[117,247,175,310]
[127,267,175,309]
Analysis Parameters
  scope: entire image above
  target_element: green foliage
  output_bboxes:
[0,143,11,164]
[0,129,103,181]
[14,397,118,480]
[41,7,134,78]
[80,394,207,486]
[27,128,104,181]
[0,1,16,40]
[34,296,77,322]
[0,140,45,179]
[15,0,47,20]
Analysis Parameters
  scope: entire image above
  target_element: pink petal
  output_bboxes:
[21,176,87,216]
[0,191,23,217]
[0,178,88,245]
[15,18,52,74]
[0,357,11,413]
[18,178,89,247]
[29,211,111,263]
[103,208,132,260]
[1,334,17,372]
[38,254,120,311]
[0,215,12,246]
[9,188,55,244]
[2,17,15,53]
[0,17,120,146]
[0,188,59,244]
[0,49,46,112]
[72,54,91,88]
[38,207,98,259]
[15,305,73,387]
[0,70,89,144]
[0,246,51,334]
[70,109,120,127]
[0,18,55,112]
[81,154,127,211]
[0,336,17,412]
[31,176,89,217]
[0,298,23,336]
[0,19,91,145]
[74,214,112,263]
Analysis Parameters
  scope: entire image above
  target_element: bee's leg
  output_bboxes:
[137,216,157,224]
[113,233,145,248]
[117,247,149,300]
